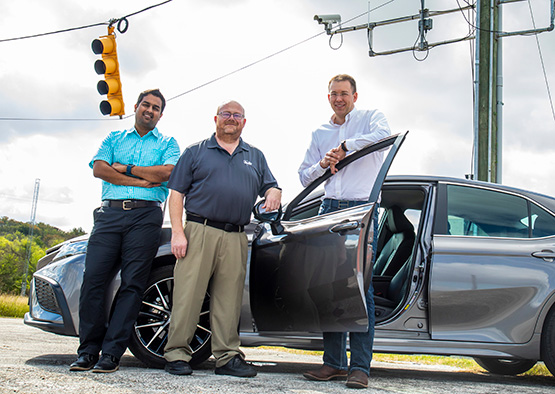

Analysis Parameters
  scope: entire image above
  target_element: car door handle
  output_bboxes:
[532,250,555,262]
[330,221,361,234]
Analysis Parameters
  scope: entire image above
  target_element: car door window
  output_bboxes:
[530,203,555,238]
[446,185,529,238]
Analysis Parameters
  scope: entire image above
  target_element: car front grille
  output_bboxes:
[35,277,62,314]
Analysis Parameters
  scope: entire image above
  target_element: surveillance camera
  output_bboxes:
[313,14,341,25]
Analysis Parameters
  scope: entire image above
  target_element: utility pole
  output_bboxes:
[474,0,501,183]
[21,178,40,297]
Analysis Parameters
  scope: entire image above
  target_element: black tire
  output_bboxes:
[541,307,555,377]
[474,357,536,376]
[127,264,212,368]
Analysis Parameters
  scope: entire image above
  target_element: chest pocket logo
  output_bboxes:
[243,160,253,166]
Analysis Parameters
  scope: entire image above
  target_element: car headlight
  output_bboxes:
[52,240,88,262]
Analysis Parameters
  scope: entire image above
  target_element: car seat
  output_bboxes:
[374,256,413,318]
[373,206,415,277]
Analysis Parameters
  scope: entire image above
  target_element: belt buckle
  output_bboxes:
[122,200,133,210]
[338,200,349,209]
[224,223,235,232]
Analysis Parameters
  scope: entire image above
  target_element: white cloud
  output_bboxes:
[0,0,554,232]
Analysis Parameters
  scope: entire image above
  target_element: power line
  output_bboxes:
[0,0,173,43]
[527,0,555,122]
[166,31,326,102]
[0,192,70,204]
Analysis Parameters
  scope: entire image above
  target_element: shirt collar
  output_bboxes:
[207,133,249,152]
[329,107,358,126]
[127,126,160,138]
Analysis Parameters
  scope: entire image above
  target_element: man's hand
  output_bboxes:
[321,146,346,174]
[171,231,188,259]
[111,162,128,174]
[137,179,162,188]
[263,187,282,212]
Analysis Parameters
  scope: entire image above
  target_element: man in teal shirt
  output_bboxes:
[70,89,180,373]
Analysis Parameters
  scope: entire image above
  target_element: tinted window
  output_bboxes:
[447,185,529,238]
[530,203,555,238]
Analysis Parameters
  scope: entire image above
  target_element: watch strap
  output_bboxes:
[341,140,348,152]
[126,164,135,176]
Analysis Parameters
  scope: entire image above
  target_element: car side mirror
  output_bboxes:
[253,200,284,235]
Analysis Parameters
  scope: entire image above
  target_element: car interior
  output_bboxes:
[373,187,426,321]
[287,185,427,322]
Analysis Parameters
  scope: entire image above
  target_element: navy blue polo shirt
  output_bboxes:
[168,133,278,225]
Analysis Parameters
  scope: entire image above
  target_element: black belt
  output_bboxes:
[323,198,367,210]
[101,200,161,210]
[187,214,244,233]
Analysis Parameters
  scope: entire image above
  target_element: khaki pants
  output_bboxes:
[164,221,248,367]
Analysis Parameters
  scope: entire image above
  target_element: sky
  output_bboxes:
[1,0,554,232]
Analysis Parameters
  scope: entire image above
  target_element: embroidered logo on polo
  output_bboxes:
[243,160,253,166]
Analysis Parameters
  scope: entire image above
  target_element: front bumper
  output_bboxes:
[23,255,87,337]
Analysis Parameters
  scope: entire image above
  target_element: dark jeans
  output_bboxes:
[77,205,163,359]
[319,199,379,376]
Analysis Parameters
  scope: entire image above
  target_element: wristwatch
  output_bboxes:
[126,164,135,176]
[340,140,348,152]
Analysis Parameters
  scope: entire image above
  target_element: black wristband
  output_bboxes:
[126,164,135,176]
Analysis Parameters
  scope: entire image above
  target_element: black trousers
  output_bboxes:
[77,205,163,359]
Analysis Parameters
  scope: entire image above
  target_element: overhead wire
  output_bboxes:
[0,0,173,43]
[169,1,399,103]
[526,0,555,122]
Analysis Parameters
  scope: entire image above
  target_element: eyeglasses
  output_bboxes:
[329,92,352,98]
[218,112,245,120]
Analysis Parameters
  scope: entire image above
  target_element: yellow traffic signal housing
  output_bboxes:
[92,28,124,117]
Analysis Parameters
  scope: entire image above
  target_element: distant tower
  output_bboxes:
[21,179,40,297]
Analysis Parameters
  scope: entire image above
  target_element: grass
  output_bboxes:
[0,294,29,318]
[260,346,553,377]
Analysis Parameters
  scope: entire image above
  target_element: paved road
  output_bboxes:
[1,317,554,393]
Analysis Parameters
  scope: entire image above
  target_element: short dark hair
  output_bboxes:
[328,74,357,94]
[136,89,166,113]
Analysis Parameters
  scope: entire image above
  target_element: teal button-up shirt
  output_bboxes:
[90,127,180,202]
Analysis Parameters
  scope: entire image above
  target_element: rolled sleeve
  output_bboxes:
[162,137,181,166]
[89,131,117,168]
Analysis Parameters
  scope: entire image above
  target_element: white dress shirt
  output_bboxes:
[298,107,391,201]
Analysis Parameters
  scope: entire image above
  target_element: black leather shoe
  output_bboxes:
[69,353,98,371]
[92,354,120,373]
[215,355,257,377]
[165,360,193,375]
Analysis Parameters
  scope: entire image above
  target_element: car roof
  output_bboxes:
[386,175,555,212]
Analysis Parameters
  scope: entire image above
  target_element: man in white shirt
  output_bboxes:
[299,74,391,389]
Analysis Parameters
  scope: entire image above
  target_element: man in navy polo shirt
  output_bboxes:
[164,100,281,378]
[70,89,180,373]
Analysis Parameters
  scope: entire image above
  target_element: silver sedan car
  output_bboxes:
[25,133,555,377]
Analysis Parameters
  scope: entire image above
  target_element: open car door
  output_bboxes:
[250,132,407,333]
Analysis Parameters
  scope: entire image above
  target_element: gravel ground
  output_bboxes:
[1,317,554,393]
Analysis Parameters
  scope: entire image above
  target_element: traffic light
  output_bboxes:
[92,27,124,117]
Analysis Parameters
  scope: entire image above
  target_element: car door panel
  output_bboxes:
[250,205,374,332]
[430,235,555,343]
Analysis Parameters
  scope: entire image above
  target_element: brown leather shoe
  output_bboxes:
[303,364,348,381]
[346,370,368,389]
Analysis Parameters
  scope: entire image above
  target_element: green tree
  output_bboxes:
[0,217,85,294]
[0,236,43,294]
